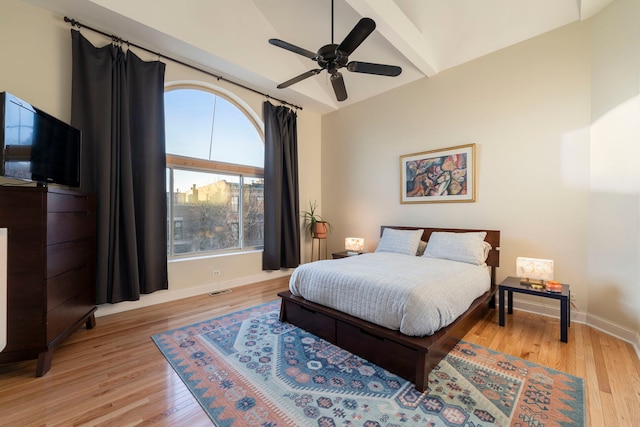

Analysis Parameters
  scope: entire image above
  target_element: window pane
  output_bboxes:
[165,89,216,160]
[243,177,264,248]
[165,89,264,167]
[211,97,263,167]
[170,169,240,254]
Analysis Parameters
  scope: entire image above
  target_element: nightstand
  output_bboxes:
[332,251,362,259]
[498,276,570,343]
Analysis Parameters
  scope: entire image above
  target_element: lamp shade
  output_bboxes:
[345,237,364,254]
[516,257,554,285]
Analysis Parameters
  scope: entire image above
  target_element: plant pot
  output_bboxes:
[313,222,329,239]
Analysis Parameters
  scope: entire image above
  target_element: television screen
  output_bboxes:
[1,92,81,187]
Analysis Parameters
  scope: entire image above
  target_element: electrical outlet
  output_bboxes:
[212,269,221,277]
[570,292,577,302]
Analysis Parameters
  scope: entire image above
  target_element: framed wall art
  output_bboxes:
[400,143,476,204]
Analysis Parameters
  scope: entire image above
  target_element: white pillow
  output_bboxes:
[423,231,489,265]
[482,241,492,260]
[375,228,424,256]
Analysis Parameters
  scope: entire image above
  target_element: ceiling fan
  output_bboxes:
[268,1,402,102]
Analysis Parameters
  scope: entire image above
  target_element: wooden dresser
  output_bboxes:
[0,185,97,376]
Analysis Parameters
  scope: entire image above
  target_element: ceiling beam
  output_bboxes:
[344,0,439,77]
[579,0,616,19]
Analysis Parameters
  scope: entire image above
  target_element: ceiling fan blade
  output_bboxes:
[269,38,317,60]
[330,72,348,101]
[337,18,376,56]
[347,61,402,76]
[277,69,322,89]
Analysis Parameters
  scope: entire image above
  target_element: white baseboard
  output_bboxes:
[95,269,292,318]
[586,313,640,360]
[510,297,640,356]
[510,297,587,324]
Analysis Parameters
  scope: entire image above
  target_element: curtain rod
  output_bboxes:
[64,17,302,111]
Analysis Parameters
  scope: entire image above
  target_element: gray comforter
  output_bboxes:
[289,252,490,336]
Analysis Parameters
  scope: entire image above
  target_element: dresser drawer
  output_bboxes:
[46,240,93,279]
[47,288,94,342]
[47,192,93,213]
[47,212,95,245]
[47,264,91,312]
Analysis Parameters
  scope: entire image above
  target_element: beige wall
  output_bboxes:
[588,0,640,334]
[0,0,323,314]
[0,1,73,119]
[322,3,640,343]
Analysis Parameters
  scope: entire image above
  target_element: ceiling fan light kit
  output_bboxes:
[268,3,402,102]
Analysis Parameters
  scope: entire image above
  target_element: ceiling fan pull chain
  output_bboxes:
[331,0,334,44]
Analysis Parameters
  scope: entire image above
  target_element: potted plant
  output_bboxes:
[301,200,332,239]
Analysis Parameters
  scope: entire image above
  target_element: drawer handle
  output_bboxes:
[299,305,317,315]
[360,328,384,341]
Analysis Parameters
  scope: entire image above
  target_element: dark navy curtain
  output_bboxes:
[70,30,168,303]
[262,101,300,270]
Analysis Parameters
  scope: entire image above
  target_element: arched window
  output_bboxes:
[165,85,264,256]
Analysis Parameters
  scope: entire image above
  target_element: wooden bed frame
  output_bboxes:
[278,226,500,392]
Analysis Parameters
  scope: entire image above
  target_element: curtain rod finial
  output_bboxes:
[64,16,81,28]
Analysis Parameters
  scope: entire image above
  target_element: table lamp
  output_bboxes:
[516,257,554,289]
[345,237,364,255]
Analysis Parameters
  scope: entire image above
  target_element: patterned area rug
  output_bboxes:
[152,301,585,427]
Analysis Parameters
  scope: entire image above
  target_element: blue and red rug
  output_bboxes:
[151,301,585,426]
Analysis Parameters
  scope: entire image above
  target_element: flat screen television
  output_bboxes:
[0,92,81,187]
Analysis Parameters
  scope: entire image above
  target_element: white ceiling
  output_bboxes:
[25,0,614,114]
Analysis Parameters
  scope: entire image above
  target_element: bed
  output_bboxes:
[278,226,501,392]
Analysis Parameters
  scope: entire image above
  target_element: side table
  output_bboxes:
[498,276,570,343]
[331,251,363,259]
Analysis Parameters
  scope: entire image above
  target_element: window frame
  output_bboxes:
[165,83,265,259]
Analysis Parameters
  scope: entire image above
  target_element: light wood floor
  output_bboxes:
[0,276,638,426]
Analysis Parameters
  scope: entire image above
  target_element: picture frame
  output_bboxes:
[400,143,476,204]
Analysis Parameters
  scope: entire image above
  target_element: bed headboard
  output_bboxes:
[380,226,501,285]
